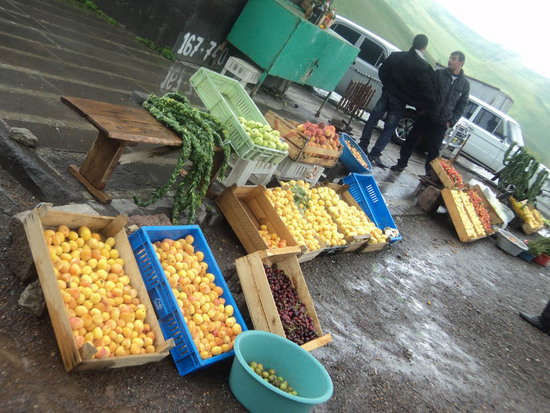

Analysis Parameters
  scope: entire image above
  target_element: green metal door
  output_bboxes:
[227,0,358,91]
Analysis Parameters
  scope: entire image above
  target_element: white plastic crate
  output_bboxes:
[220,152,277,186]
[221,56,262,87]
[274,157,325,186]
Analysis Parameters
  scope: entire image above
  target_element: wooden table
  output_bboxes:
[62,96,223,203]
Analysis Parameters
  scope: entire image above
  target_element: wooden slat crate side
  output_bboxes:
[24,208,81,372]
[216,188,267,253]
[471,185,503,226]
[345,238,370,252]
[441,189,481,243]
[360,242,388,253]
[235,256,272,333]
[39,210,116,232]
[238,250,331,351]
[246,191,299,249]
[240,184,267,204]
[297,248,325,263]
[236,254,285,336]
[431,159,456,189]
[23,206,172,372]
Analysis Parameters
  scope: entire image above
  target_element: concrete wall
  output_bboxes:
[93,0,247,66]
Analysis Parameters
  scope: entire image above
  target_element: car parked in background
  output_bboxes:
[458,96,524,172]
[393,95,525,173]
[330,16,400,112]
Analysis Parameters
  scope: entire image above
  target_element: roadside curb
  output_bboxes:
[0,119,83,205]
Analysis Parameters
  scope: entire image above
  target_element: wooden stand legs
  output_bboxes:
[68,131,128,204]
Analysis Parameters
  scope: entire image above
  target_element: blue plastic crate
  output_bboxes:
[518,250,535,262]
[339,133,373,174]
[342,173,402,243]
[129,225,248,376]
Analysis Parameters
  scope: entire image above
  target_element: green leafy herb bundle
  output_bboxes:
[527,237,550,257]
[497,144,548,203]
[134,92,230,224]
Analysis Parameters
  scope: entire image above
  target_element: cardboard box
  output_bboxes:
[235,249,332,352]
[22,204,173,372]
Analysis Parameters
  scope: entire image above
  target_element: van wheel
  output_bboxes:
[392,109,417,145]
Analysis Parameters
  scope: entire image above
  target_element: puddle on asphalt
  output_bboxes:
[324,251,486,393]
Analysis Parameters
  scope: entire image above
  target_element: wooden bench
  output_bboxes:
[62,96,223,203]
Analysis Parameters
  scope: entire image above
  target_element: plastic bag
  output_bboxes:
[468,178,514,228]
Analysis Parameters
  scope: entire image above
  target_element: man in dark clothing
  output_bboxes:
[520,299,550,336]
[391,51,470,174]
[358,34,438,168]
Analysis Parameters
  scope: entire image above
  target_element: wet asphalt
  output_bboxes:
[0,0,489,220]
[2,1,549,412]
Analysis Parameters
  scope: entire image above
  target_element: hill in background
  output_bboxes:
[336,0,550,167]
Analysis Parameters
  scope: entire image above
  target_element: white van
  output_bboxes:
[397,96,525,173]
[456,96,524,172]
[330,16,400,112]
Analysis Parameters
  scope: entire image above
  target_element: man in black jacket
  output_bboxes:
[358,34,438,168]
[391,51,470,174]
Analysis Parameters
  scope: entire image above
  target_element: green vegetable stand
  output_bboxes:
[227,0,359,92]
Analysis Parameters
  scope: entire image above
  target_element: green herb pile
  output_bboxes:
[527,237,550,257]
[134,92,230,224]
[288,182,310,212]
[496,144,548,204]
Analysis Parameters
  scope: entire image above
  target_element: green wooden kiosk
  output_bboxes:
[227,0,359,92]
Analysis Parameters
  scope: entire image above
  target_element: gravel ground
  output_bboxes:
[1,165,550,412]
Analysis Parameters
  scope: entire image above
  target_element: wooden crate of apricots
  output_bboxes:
[319,182,391,252]
[235,248,332,352]
[22,204,174,372]
[266,180,390,255]
[215,185,323,263]
[441,186,502,242]
[264,111,343,168]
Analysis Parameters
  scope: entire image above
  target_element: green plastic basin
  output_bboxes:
[229,330,333,413]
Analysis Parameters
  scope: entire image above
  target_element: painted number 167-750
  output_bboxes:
[176,32,228,65]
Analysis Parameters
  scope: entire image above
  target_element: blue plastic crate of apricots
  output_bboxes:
[129,225,248,376]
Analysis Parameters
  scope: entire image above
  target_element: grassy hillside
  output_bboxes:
[337,0,550,167]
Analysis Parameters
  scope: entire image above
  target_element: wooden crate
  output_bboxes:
[264,111,342,168]
[441,188,502,242]
[321,182,389,253]
[431,158,460,189]
[23,204,173,372]
[441,189,479,242]
[471,185,503,227]
[235,249,332,352]
[216,185,324,263]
